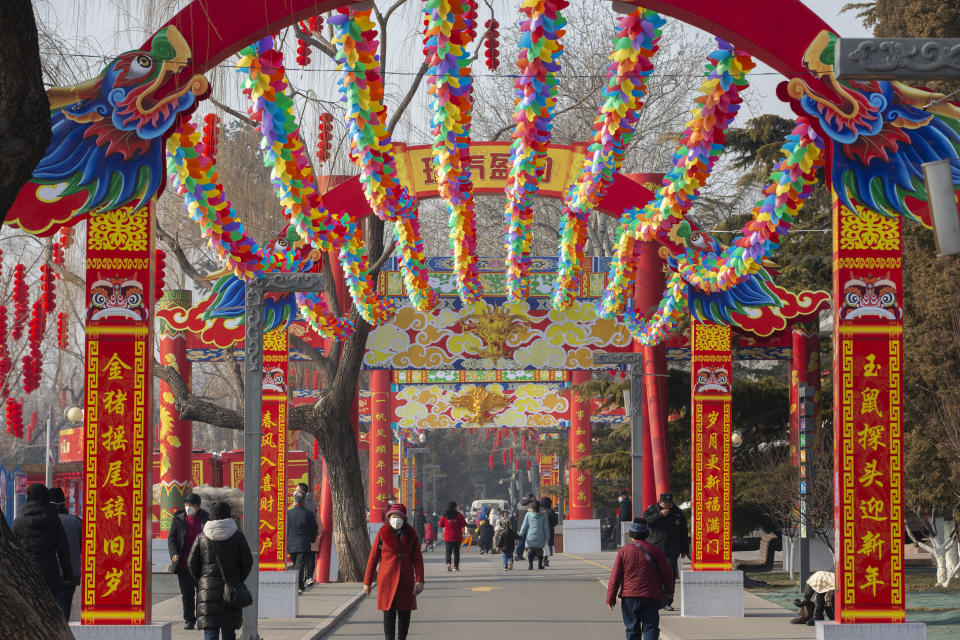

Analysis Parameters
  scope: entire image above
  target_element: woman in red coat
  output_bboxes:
[438,501,467,571]
[364,503,425,640]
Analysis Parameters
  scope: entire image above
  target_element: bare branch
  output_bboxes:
[47,260,84,288]
[369,239,397,274]
[155,224,213,291]
[386,61,428,135]
[292,22,336,60]
[209,96,255,128]
[383,0,410,23]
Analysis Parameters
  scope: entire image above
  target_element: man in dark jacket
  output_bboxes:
[606,519,675,640]
[542,497,559,566]
[168,493,209,629]
[297,482,321,585]
[188,501,253,636]
[12,484,72,597]
[49,487,81,620]
[642,493,688,610]
[412,507,426,546]
[287,487,319,594]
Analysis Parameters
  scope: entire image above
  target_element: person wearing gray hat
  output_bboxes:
[606,518,674,640]
[168,493,209,629]
[642,492,687,611]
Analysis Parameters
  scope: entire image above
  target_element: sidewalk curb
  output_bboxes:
[299,587,367,640]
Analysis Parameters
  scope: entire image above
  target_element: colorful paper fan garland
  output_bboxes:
[166,119,299,279]
[503,0,568,302]
[237,35,348,254]
[423,0,483,304]
[674,119,825,292]
[623,271,688,346]
[337,214,397,324]
[330,8,437,312]
[598,39,755,318]
[551,7,665,311]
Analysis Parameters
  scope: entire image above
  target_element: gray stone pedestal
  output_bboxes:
[70,623,172,640]
[368,521,381,544]
[815,621,925,639]
[679,569,744,617]
[560,519,601,553]
[259,570,299,618]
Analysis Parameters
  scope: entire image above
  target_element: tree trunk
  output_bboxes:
[0,509,74,639]
[0,0,50,221]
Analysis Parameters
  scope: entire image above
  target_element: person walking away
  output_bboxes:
[477,518,494,554]
[188,501,253,640]
[412,507,426,547]
[298,482,321,585]
[542,497,558,566]
[12,484,72,597]
[492,517,517,570]
[488,507,502,531]
[168,492,209,629]
[518,499,550,570]
[439,501,467,571]
[288,486,319,594]
[642,493,687,611]
[606,519,675,640]
[364,503,425,640]
[423,519,436,552]
[49,487,81,620]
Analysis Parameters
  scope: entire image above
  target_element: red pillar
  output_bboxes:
[634,241,670,501]
[369,370,393,522]
[157,289,193,535]
[568,370,593,519]
[315,457,334,583]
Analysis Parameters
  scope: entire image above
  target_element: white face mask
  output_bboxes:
[185,505,198,517]
[389,516,404,530]
[618,496,624,503]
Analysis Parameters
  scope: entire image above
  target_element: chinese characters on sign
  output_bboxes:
[368,371,393,521]
[82,204,153,624]
[259,329,288,570]
[568,372,593,518]
[690,322,732,570]
[833,200,904,623]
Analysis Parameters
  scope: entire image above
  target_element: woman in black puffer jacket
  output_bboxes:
[188,501,253,640]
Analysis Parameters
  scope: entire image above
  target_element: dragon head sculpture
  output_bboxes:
[8,26,209,235]
[786,30,960,226]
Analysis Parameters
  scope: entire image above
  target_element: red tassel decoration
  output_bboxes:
[312,438,320,460]
[488,454,494,470]
[26,411,37,443]
[502,450,507,467]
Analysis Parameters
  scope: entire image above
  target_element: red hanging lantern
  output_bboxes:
[24,299,45,393]
[509,448,514,462]
[40,264,56,313]
[11,264,28,341]
[56,312,68,350]
[60,227,75,250]
[488,454,494,470]
[299,15,324,36]
[312,438,320,461]
[51,242,64,267]
[5,398,23,438]
[201,113,220,157]
[483,19,500,71]
[296,38,312,67]
[26,411,38,443]
[317,112,334,164]
[0,305,9,379]
[502,450,508,467]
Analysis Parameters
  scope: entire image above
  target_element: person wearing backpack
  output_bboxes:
[606,518,675,640]
[188,501,253,640]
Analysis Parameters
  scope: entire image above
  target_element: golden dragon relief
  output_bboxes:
[459,308,531,361]
[448,387,512,426]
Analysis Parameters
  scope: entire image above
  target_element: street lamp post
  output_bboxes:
[431,473,446,514]
[423,465,440,516]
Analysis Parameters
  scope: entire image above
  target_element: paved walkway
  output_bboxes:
[148,573,364,640]
[326,549,812,639]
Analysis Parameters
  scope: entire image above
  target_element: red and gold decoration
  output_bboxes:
[259,328,289,570]
[690,321,732,570]
[568,370,592,519]
[81,203,154,624]
[369,370,393,522]
[789,321,820,465]
[832,198,904,623]
[157,290,193,533]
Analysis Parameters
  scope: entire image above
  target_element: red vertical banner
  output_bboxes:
[259,328,288,571]
[833,198,905,623]
[568,370,593,519]
[790,321,820,465]
[369,370,392,522]
[82,204,154,624]
[157,289,193,534]
[690,321,732,571]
